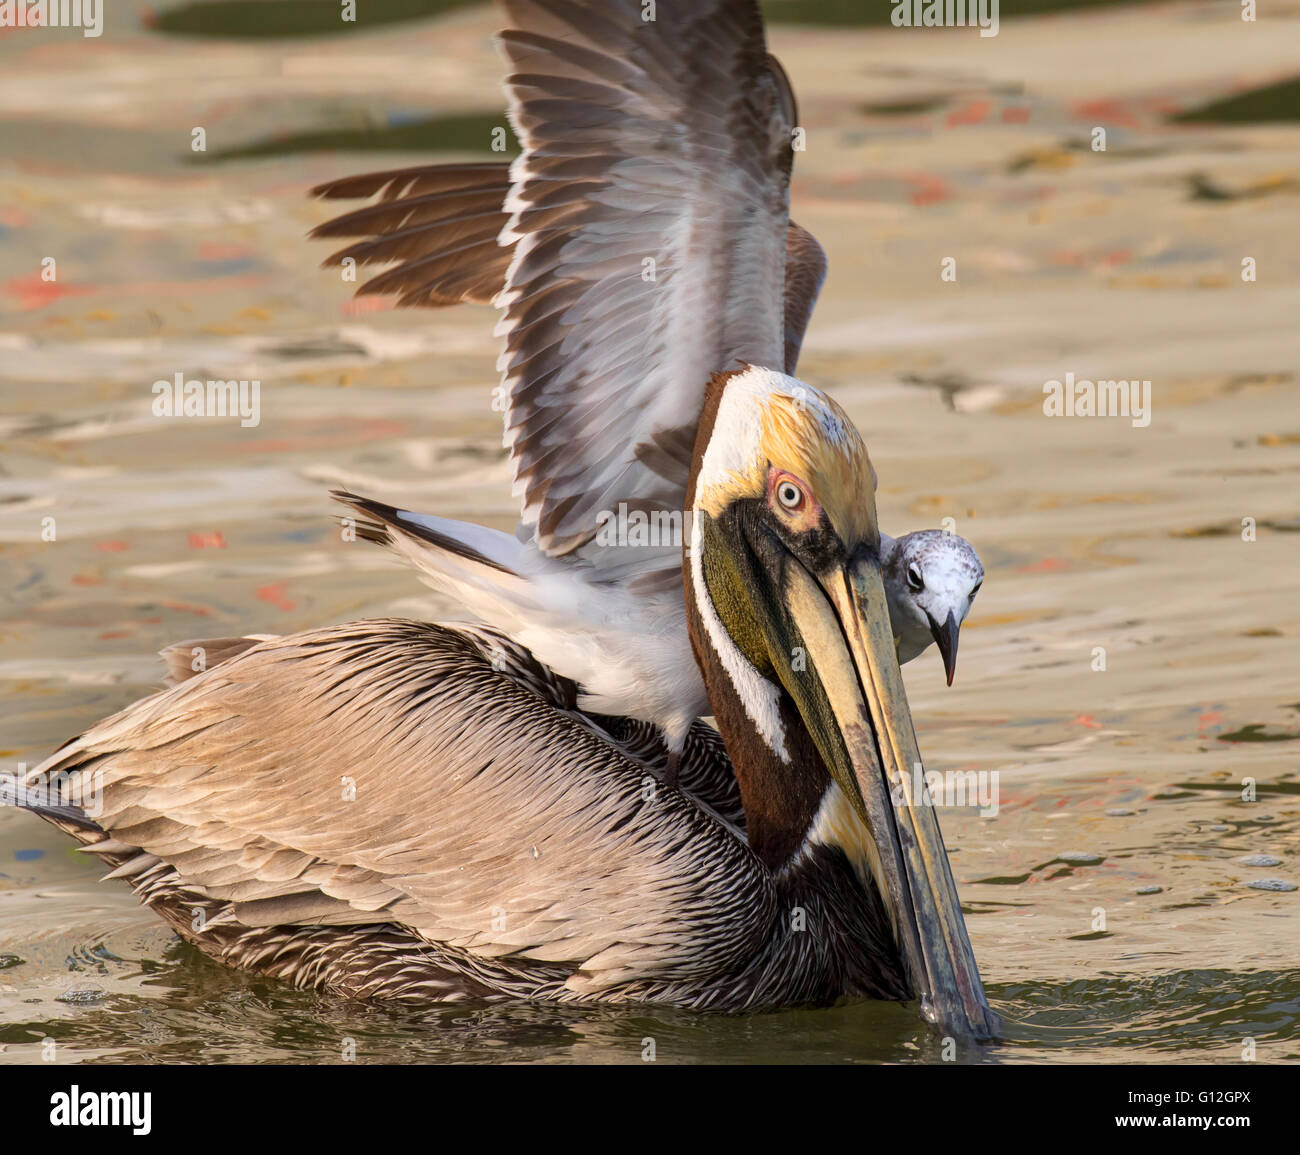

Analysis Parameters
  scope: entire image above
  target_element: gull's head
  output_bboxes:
[885,529,984,685]
[683,365,994,1040]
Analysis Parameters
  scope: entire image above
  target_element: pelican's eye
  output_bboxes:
[776,479,805,512]
[906,565,925,592]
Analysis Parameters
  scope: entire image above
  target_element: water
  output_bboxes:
[2,2,1299,1064]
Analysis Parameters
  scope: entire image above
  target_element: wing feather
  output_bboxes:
[313,158,826,379]
[311,1,830,577]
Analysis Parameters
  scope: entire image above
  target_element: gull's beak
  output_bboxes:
[929,610,960,687]
[771,548,997,1041]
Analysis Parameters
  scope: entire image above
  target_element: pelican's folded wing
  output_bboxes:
[23,621,768,995]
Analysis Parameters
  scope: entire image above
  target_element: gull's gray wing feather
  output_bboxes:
[497,0,794,559]
[313,160,826,378]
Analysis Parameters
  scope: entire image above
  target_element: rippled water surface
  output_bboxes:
[2,2,1299,1063]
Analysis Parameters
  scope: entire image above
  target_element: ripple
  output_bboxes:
[992,970,1300,1060]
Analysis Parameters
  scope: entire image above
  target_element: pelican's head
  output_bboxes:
[684,365,994,1040]
[885,529,984,685]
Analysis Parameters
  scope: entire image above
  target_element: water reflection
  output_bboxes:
[5,928,1296,1063]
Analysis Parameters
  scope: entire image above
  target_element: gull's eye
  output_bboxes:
[776,479,805,511]
[906,565,924,592]
[969,581,982,600]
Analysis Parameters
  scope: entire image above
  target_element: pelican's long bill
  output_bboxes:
[703,514,997,1038]
[808,556,995,1038]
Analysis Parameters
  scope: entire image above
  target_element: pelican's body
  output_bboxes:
[17,0,996,1036]
[24,619,906,1010]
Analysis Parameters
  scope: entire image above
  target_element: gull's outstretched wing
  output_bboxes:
[313,1,822,582]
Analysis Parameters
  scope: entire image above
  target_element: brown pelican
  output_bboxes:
[16,0,997,1037]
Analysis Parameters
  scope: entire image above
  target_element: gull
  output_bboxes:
[315,158,985,755]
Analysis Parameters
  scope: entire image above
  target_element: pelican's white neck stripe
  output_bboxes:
[689,513,790,763]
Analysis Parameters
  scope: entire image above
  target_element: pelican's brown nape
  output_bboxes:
[18,0,997,1039]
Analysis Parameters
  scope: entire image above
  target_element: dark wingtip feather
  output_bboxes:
[329,490,515,575]
[330,489,394,546]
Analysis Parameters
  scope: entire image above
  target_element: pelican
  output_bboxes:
[15,0,997,1037]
